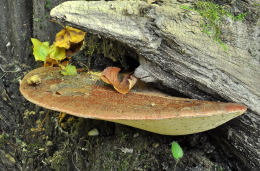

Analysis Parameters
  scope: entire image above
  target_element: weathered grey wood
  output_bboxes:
[50,0,260,168]
[212,110,260,168]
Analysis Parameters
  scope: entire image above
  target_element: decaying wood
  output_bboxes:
[50,0,260,168]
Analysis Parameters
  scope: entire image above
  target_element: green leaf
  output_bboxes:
[61,65,77,76]
[171,141,183,160]
[31,38,50,61]
[49,45,66,61]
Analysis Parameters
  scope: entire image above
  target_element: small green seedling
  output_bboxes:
[171,141,183,171]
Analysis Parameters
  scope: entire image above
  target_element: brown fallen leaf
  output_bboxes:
[66,41,84,57]
[44,55,59,67]
[101,67,137,94]
[44,55,69,68]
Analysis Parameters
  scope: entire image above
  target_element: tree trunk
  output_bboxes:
[0,0,32,71]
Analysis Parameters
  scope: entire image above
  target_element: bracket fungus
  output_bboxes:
[20,67,247,135]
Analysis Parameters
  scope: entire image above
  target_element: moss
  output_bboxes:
[97,149,133,170]
[33,17,41,23]
[85,35,124,62]
[181,0,247,51]
[84,34,139,71]
[0,132,9,148]
[45,0,51,10]
[4,153,16,164]
[49,149,70,170]
[84,35,99,68]
[120,156,131,171]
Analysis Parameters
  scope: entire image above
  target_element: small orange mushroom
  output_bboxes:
[20,67,247,135]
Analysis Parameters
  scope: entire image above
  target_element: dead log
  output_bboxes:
[50,0,260,168]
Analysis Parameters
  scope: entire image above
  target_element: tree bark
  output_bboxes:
[0,0,32,70]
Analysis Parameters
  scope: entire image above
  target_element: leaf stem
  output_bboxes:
[173,159,179,171]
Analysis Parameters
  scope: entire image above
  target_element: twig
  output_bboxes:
[173,159,179,171]
[49,19,65,28]
[0,65,20,73]
[37,110,50,131]
[0,73,7,79]
[72,151,80,171]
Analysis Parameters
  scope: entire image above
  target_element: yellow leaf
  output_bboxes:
[55,26,86,49]
[31,38,50,61]
[49,45,66,61]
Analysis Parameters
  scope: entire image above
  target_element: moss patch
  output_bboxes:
[84,34,139,71]
[181,0,247,51]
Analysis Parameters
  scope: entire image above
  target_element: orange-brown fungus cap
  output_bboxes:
[20,67,247,135]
